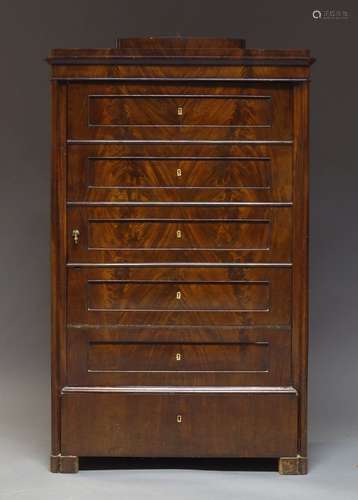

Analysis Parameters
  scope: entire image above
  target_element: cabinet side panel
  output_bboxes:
[51,81,67,454]
[292,82,309,457]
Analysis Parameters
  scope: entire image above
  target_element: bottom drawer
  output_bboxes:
[61,390,298,457]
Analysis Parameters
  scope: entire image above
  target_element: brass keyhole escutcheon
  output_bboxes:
[176,353,181,361]
[177,106,183,116]
[176,168,182,177]
[72,229,80,245]
[176,414,182,423]
[176,229,182,239]
[176,291,181,300]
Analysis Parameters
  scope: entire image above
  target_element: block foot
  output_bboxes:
[278,456,307,475]
[50,454,79,473]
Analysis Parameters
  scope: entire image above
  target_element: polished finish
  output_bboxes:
[68,82,291,141]
[67,328,291,387]
[61,392,298,457]
[47,37,313,66]
[67,206,292,263]
[67,266,291,326]
[48,37,313,474]
[67,143,293,203]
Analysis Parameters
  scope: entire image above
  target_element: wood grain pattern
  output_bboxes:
[50,81,67,457]
[87,341,269,372]
[67,143,293,203]
[52,63,311,81]
[67,205,292,263]
[48,37,313,66]
[68,83,291,141]
[291,82,310,458]
[48,36,313,473]
[67,266,291,327]
[87,158,272,188]
[67,328,291,387]
[61,392,298,458]
[88,95,272,127]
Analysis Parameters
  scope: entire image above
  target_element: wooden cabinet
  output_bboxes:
[48,37,314,475]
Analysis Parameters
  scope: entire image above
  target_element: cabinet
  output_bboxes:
[48,37,314,474]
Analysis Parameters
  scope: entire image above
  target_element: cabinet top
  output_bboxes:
[47,36,314,66]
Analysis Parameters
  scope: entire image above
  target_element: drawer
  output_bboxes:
[68,328,291,387]
[68,206,291,263]
[90,96,269,127]
[61,390,298,457]
[87,342,268,372]
[67,267,291,327]
[67,144,293,203]
[68,82,292,140]
[91,282,267,311]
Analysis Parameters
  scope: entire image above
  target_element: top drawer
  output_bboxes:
[68,83,292,141]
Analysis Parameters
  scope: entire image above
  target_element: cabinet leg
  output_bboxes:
[278,456,307,475]
[50,454,79,473]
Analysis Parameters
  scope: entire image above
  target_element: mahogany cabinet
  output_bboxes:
[47,37,314,474]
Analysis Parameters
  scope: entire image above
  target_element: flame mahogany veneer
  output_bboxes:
[48,37,314,474]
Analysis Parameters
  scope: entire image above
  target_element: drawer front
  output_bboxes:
[89,96,270,127]
[67,267,291,326]
[87,342,268,372]
[68,83,291,140]
[68,206,291,263]
[68,328,291,387]
[61,391,298,457]
[90,282,267,311]
[67,144,293,203]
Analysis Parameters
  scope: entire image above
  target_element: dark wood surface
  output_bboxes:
[67,266,291,326]
[68,82,291,141]
[51,81,67,457]
[292,82,310,459]
[61,391,298,458]
[67,328,291,387]
[48,37,313,473]
[67,143,293,203]
[48,37,313,65]
[87,341,269,372]
[67,205,292,263]
[52,63,311,81]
